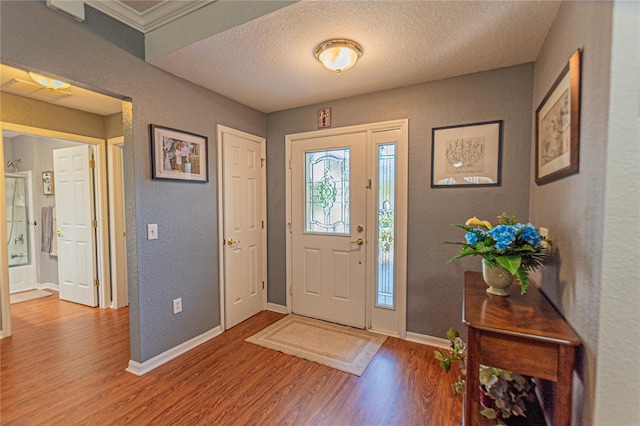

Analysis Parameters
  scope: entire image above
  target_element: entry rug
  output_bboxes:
[246,314,386,376]
[10,289,52,304]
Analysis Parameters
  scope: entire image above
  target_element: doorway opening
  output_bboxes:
[0,64,129,337]
[1,128,123,309]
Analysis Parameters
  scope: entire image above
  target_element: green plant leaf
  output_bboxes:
[515,269,529,294]
[446,327,460,341]
[495,256,521,275]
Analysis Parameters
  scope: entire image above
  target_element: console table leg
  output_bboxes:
[554,345,576,426]
[465,328,481,426]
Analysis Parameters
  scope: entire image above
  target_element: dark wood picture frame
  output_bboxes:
[535,49,581,185]
[431,120,503,188]
[149,124,209,183]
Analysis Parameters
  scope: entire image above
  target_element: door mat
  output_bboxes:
[246,314,386,376]
[10,289,52,305]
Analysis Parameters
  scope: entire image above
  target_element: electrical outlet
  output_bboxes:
[539,227,549,239]
[147,224,158,240]
[172,298,182,314]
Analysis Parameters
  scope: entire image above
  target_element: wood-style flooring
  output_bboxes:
[1,292,462,425]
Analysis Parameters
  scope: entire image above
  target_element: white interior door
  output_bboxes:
[221,127,265,329]
[291,132,367,328]
[53,145,98,307]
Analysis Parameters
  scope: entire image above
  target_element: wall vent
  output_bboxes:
[1,79,42,95]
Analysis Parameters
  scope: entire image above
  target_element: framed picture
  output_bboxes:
[42,171,54,195]
[318,108,331,128]
[150,124,208,182]
[431,120,503,188]
[535,49,581,185]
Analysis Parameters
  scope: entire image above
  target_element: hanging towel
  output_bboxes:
[50,207,58,257]
[41,206,53,253]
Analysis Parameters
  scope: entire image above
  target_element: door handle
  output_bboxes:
[227,238,240,245]
[350,238,364,246]
[55,230,62,237]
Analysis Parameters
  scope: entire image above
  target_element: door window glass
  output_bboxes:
[376,144,396,307]
[305,148,350,234]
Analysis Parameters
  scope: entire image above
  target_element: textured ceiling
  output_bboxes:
[2,1,561,116]
[150,1,562,113]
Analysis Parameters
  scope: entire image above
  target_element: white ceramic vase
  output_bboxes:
[481,259,513,296]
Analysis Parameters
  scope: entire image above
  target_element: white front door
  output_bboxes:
[53,145,98,307]
[290,132,367,328]
[220,127,266,329]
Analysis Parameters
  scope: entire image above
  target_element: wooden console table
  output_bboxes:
[462,271,581,426]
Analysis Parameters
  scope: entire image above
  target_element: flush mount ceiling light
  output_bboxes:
[314,39,363,74]
[28,72,71,90]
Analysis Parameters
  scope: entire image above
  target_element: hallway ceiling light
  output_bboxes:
[314,39,362,74]
[28,72,71,90]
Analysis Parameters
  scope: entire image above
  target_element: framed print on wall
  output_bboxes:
[42,171,54,195]
[431,120,503,188]
[535,48,581,186]
[150,124,209,182]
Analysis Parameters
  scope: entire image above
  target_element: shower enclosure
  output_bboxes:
[5,171,37,293]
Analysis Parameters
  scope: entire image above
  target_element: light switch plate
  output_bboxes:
[147,224,158,240]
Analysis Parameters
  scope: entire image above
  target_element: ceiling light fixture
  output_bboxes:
[28,72,71,90]
[314,39,362,74]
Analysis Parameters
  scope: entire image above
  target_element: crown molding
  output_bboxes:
[85,0,215,33]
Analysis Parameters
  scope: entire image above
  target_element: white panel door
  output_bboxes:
[54,146,97,307]
[222,129,265,329]
[291,132,367,328]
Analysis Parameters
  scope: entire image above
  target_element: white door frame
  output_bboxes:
[107,137,127,308]
[0,130,11,337]
[0,123,112,336]
[217,125,267,331]
[285,119,408,337]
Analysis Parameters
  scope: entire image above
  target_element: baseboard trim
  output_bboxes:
[266,302,287,314]
[405,331,450,349]
[36,282,59,291]
[126,326,222,376]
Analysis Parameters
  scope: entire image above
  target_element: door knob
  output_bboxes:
[227,238,239,245]
[351,238,364,246]
[55,230,62,237]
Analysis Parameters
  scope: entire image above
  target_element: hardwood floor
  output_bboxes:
[1,292,462,425]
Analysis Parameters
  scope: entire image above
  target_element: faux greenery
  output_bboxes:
[433,328,466,395]
[434,328,536,425]
[448,213,551,294]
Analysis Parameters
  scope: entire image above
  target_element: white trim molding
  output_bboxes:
[126,326,222,376]
[266,303,288,314]
[85,0,214,33]
[405,331,450,350]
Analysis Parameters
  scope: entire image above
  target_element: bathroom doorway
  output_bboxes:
[0,64,127,337]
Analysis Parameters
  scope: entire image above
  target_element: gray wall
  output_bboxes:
[529,1,613,425]
[266,63,534,336]
[594,2,640,423]
[1,1,265,362]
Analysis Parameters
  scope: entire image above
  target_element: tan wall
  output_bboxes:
[1,92,108,139]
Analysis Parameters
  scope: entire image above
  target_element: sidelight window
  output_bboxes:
[376,144,396,308]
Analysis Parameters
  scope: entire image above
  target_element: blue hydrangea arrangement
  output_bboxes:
[449,213,551,294]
